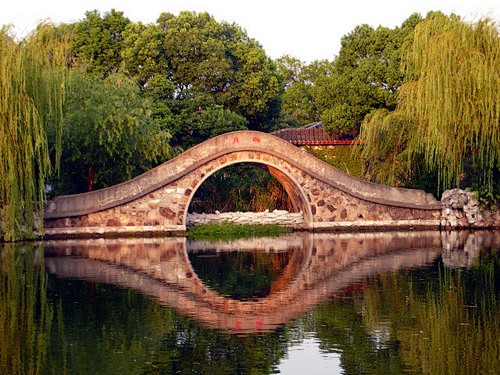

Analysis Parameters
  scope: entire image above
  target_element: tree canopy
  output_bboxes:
[316,13,423,134]
[53,10,283,190]
[275,55,324,125]
[276,14,423,133]
[360,14,500,197]
[50,71,171,194]
[119,11,281,134]
[71,9,130,76]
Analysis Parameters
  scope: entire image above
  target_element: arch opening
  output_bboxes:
[184,157,313,229]
[188,163,295,214]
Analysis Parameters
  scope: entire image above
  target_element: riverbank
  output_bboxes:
[186,222,292,240]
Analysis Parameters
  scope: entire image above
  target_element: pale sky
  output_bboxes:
[1,0,498,62]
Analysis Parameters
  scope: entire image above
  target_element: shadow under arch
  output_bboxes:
[183,156,313,227]
[42,231,451,334]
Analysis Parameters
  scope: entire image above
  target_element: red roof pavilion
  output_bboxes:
[272,122,357,146]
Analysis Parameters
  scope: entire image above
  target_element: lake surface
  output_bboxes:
[1,230,498,374]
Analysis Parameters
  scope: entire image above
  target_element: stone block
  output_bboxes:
[327,205,336,212]
[159,207,176,220]
[149,200,161,209]
[107,219,121,227]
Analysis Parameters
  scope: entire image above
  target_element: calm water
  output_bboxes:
[0,231,498,374]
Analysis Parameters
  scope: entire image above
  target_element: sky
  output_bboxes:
[1,0,499,62]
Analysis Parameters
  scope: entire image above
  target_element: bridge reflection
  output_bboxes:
[43,231,498,334]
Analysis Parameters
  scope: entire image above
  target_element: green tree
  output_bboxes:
[157,12,233,100]
[315,13,423,134]
[169,105,248,150]
[71,9,130,76]
[121,21,165,87]
[122,11,281,140]
[275,55,322,125]
[0,24,69,241]
[360,14,500,197]
[50,71,170,194]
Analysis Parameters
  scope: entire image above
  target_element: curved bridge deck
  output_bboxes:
[44,131,442,238]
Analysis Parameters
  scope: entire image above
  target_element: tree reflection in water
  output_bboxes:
[188,248,293,300]
[0,231,498,374]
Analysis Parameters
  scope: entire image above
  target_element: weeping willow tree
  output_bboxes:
[0,24,69,241]
[360,14,500,197]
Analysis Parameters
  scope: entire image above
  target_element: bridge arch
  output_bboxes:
[44,131,442,238]
[181,152,314,227]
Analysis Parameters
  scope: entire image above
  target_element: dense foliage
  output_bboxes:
[359,14,500,198]
[275,55,324,125]
[278,14,423,132]
[71,9,130,76]
[0,25,69,241]
[189,164,293,214]
[94,10,281,147]
[50,71,170,193]
[319,14,423,134]
[68,9,283,151]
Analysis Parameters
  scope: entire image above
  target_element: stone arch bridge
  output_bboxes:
[44,131,442,238]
